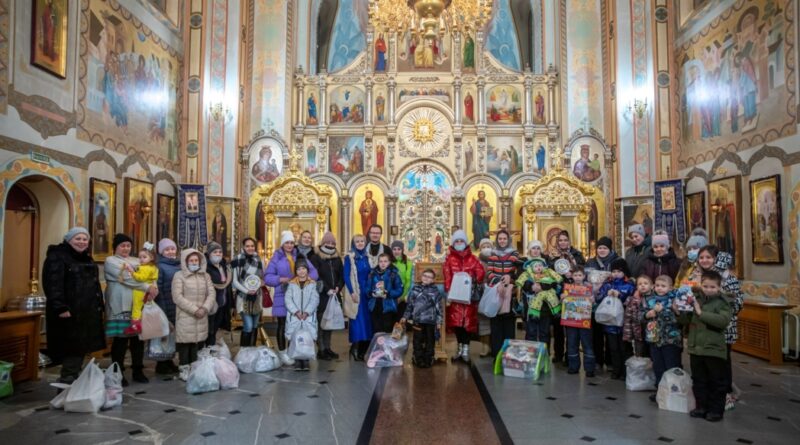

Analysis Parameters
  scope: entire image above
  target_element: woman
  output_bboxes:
[391,240,414,320]
[171,249,216,365]
[232,238,264,348]
[675,228,709,284]
[104,233,157,385]
[641,230,682,282]
[367,253,404,335]
[444,230,485,363]
[265,231,319,363]
[625,224,651,278]
[548,230,585,363]
[42,227,105,384]
[485,230,521,358]
[310,231,344,360]
[205,241,232,347]
[477,238,495,356]
[344,234,373,360]
[155,238,181,375]
[297,230,316,262]
[585,236,618,370]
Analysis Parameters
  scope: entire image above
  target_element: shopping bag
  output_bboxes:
[478,284,501,317]
[656,367,696,413]
[140,302,170,341]
[447,272,473,303]
[64,358,106,413]
[0,361,13,398]
[625,356,656,391]
[321,294,346,330]
[213,357,240,390]
[102,362,124,409]
[216,338,232,360]
[288,326,316,360]
[365,333,408,368]
[186,357,220,394]
[234,347,260,373]
[595,296,624,327]
[254,347,282,372]
[49,383,71,409]
[146,331,176,361]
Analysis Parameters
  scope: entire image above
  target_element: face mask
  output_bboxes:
[210,254,222,264]
[481,248,492,257]
[687,250,698,262]
[188,264,201,272]
[454,244,467,252]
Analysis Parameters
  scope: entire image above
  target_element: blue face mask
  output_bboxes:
[188,264,201,272]
[454,243,467,252]
[687,250,698,262]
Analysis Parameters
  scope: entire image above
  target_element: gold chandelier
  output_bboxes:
[368,0,493,39]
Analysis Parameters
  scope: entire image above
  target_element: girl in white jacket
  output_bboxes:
[285,259,319,371]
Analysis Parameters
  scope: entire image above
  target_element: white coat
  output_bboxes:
[284,277,320,340]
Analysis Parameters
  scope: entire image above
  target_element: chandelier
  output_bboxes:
[368,0,494,39]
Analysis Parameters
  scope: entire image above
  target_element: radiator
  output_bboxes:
[783,310,800,359]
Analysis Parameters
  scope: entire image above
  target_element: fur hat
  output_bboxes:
[280,230,295,246]
[451,230,468,245]
[610,258,630,276]
[63,227,89,242]
[113,233,133,251]
[628,224,645,237]
[596,236,613,250]
[158,238,177,254]
[321,231,336,246]
[685,228,709,250]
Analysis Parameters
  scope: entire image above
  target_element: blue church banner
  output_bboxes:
[654,179,687,244]
[177,184,208,249]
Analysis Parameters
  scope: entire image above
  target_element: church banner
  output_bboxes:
[654,179,687,244]
[177,184,208,249]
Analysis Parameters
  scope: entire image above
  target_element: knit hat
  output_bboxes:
[652,233,670,247]
[391,240,405,251]
[628,224,645,237]
[63,226,89,242]
[596,236,613,250]
[113,233,133,250]
[528,240,543,251]
[321,231,336,246]
[479,238,493,249]
[610,258,630,276]
[206,241,223,254]
[158,238,177,254]
[451,230,468,245]
[280,230,295,246]
[685,228,709,250]
[528,257,547,268]
[295,257,309,271]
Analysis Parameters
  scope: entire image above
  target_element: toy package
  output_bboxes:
[493,340,550,381]
[674,281,697,312]
[560,284,593,329]
[366,333,409,368]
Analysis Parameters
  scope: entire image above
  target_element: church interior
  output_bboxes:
[0,0,800,443]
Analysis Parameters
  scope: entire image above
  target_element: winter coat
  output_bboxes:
[641,292,682,347]
[484,247,520,284]
[42,243,106,360]
[206,255,233,330]
[310,246,344,315]
[549,246,586,269]
[444,246,486,334]
[586,251,620,272]
[596,277,635,334]
[232,251,264,315]
[285,278,320,340]
[264,248,319,317]
[171,249,216,344]
[156,256,181,323]
[713,252,745,344]
[394,258,414,302]
[344,244,374,343]
[367,265,404,314]
[403,283,443,325]
[624,238,652,279]
[640,250,682,282]
[104,255,149,337]
[678,292,732,360]
[622,293,644,343]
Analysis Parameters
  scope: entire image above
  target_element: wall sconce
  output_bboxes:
[628,97,649,119]
[208,100,232,122]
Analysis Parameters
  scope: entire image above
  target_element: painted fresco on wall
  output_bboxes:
[327,0,366,72]
[397,31,451,72]
[533,139,548,174]
[485,0,522,71]
[487,136,522,183]
[305,141,319,175]
[374,139,387,176]
[463,139,477,175]
[398,165,453,202]
[374,89,387,123]
[328,136,364,179]
[462,32,476,72]
[676,0,796,167]
[398,86,451,105]
[565,0,604,135]
[78,0,182,166]
[306,92,318,125]
[569,138,604,184]
[463,89,476,123]
[329,86,365,124]
[353,184,384,238]
[486,86,522,124]
[533,88,546,124]
[251,0,287,136]
[466,185,498,250]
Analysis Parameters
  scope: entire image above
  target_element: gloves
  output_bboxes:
[522,281,534,294]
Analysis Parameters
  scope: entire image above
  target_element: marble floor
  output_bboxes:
[1,329,798,445]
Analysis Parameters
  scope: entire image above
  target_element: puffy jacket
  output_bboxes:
[171,249,216,344]
[403,283,443,325]
[367,265,404,313]
[285,278,320,340]
[156,256,181,323]
[310,246,344,315]
[549,247,586,269]
[641,249,682,282]
[264,248,319,317]
[624,237,652,278]
[205,254,233,331]
[586,251,620,272]
[42,243,106,360]
[714,252,744,344]
[678,292,732,360]
[597,277,635,334]
[444,246,486,333]
[394,258,414,301]
[641,292,682,347]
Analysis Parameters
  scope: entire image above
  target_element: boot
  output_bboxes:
[461,344,471,363]
[451,344,464,361]
[240,331,252,347]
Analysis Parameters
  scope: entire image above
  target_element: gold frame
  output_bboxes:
[89,178,116,261]
[750,175,784,265]
[206,196,238,260]
[708,176,743,278]
[156,193,175,244]
[123,178,154,252]
[31,0,68,78]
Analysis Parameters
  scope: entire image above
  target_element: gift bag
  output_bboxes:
[447,272,473,303]
[213,357,240,390]
[146,331,176,361]
[596,296,624,327]
[64,358,106,413]
[321,294,346,330]
[478,284,501,318]
[656,368,696,413]
[0,361,13,399]
[625,356,656,391]
[186,357,220,394]
[365,333,408,368]
[288,326,316,361]
[102,362,124,409]
[493,339,550,381]
[140,302,170,341]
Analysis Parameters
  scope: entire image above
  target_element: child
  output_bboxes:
[124,242,159,335]
[596,258,635,379]
[400,269,443,368]
[516,258,563,319]
[368,254,405,335]
[643,275,683,394]
[285,259,320,371]
[561,268,595,376]
[675,271,731,422]
[623,276,650,358]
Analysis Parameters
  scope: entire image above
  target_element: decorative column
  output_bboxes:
[319,71,328,126]
[387,142,396,180]
[453,78,463,126]
[546,65,558,127]
[475,31,484,74]
[365,78,374,127]
[340,195,352,247]
[388,78,397,125]
[476,78,486,126]
[524,70,533,126]
[294,73,305,126]
[388,33,397,75]
[453,141,463,182]
[366,30,375,75]
[386,192,398,242]
[452,32,462,74]
[500,195,512,226]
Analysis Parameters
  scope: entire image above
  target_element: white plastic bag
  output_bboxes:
[186,357,220,394]
[595,296,624,327]
[234,347,260,373]
[102,362,124,409]
[657,367,696,413]
[288,327,316,361]
[321,294,346,330]
[625,356,656,392]
[235,346,281,373]
[140,302,170,341]
[447,272,473,303]
[254,347,282,372]
[478,284,501,318]
[64,358,106,413]
[216,338,232,360]
[146,331,176,361]
[213,357,240,390]
[49,383,71,409]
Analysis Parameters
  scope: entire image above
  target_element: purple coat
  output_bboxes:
[264,248,319,317]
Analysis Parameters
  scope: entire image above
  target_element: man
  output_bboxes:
[367,224,394,268]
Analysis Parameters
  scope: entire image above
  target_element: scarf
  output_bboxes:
[298,245,312,257]
[319,245,337,256]
[367,242,384,268]
[286,251,296,275]
[233,250,263,313]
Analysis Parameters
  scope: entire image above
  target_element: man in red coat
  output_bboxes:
[444,230,485,363]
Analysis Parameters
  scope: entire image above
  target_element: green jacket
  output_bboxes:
[394,258,414,302]
[677,292,732,360]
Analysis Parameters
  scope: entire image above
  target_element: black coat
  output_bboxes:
[309,247,344,314]
[42,242,106,360]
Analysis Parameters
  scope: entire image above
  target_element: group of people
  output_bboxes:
[43,221,743,421]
